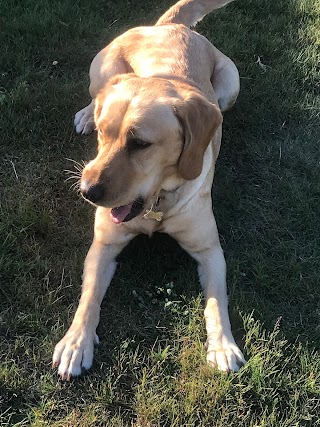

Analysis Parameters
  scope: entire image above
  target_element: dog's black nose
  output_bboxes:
[80,181,104,203]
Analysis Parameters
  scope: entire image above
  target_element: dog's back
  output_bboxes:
[110,0,236,106]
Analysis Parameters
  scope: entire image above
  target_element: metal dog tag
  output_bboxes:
[143,204,163,222]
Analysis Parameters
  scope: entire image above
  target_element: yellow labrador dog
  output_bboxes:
[53,0,245,379]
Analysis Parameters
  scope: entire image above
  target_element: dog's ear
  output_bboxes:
[174,92,222,180]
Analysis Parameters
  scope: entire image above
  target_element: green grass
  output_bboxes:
[1,0,319,425]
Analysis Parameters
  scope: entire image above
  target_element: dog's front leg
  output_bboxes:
[196,245,245,372]
[170,212,245,373]
[52,238,130,379]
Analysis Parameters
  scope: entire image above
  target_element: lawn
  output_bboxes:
[0,0,319,425]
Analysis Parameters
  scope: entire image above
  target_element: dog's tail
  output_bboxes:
[156,0,234,27]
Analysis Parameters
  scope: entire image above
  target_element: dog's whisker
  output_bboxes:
[69,178,81,186]
[65,176,81,183]
[65,177,81,183]
[69,179,79,187]
[65,158,86,173]
[73,165,84,174]
[63,169,79,173]
[66,157,84,166]
[64,170,81,177]
[69,181,81,192]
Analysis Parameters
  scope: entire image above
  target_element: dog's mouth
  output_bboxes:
[110,197,145,224]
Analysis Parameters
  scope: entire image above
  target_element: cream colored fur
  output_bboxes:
[53,0,245,379]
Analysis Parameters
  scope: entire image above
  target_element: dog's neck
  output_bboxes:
[143,144,214,222]
[142,177,183,222]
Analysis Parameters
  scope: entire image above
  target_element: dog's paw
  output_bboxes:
[52,327,99,380]
[205,338,245,373]
[74,103,95,135]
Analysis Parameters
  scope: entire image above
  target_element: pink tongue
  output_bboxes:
[110,202,134,224]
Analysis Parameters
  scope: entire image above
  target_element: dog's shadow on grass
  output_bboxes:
[98,232,201,352]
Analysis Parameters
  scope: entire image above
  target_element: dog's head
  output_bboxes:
[80,74,222,223]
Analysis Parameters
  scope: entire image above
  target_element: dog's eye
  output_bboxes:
[127,138,152,150]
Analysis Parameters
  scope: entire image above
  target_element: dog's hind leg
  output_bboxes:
[74,100,95,134]
[211,49,240,113]
[75,44,132,134]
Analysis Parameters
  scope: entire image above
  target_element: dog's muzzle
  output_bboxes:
[80,181,104,204]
